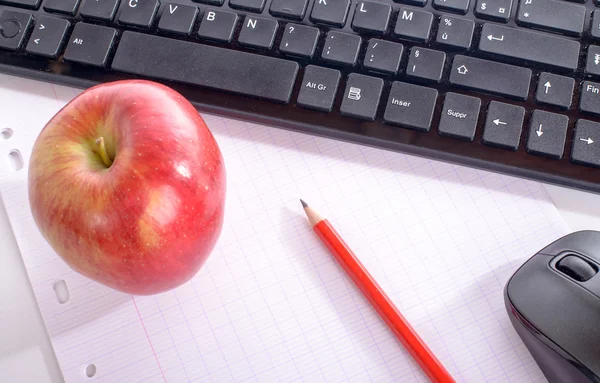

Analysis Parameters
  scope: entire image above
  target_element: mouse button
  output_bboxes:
[556,255,599,282]
[507,254,600,376]
[539,231,600,261]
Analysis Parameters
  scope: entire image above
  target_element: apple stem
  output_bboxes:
[94,137,113,168]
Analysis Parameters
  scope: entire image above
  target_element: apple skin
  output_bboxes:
[28,80,226,295]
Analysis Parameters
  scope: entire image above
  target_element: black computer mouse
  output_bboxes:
[505,230,600,383]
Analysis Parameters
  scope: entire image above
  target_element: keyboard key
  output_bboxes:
[340,74,383,121]
[238,17,278,50]
[0,18,22,40]
[436,15,474,49]
[297,65,340,112]
[433,0,470,14]
[438,93,481,141]
[384,82,438,132]
[279,24,319,58]
[321,31,361,66]
[479,23,580,71]
[580,81,600,116]
[112,31,299,103]
[118,0,159,28]
[158,4,198,35]
[592,11,600,40]
[394,7,432,42]
[395,0,426,5]
[586,46,600,77]
[482,101,525,150]
[229,0,265,12]
[571,120,600,168]
[450,55,531,100]
[25,16,69,58]
[310,0,351,27]
[80,0,120,21]
[526,110,568,159]
[0,10,31,51]
[269,0,308,20]
[192,0,223,4]
[63,23,116,67]
[406,47,445,82]
[44,0,80,15]
[363,39,403,75]
[351,1,391,34]
[474,0,512,22]
[0,0,39,9]
[197,10,237,43]
[535,73,574,109]
[517,0,585,36]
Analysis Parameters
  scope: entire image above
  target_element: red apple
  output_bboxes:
[28,80,226,295]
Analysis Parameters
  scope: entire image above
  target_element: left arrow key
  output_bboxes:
[25,16,70,59]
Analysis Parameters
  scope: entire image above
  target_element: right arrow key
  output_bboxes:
[571,120,600,169]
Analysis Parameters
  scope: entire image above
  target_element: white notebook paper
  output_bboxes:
[0,74,570,383]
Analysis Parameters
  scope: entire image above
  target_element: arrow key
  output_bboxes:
[482,101,525,151]
[25,16,69,59]
[526,110,568,160]
[586,45,600,78]
[571,120,600,169]
[535,72,574,110]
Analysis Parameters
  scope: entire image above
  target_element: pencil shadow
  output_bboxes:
[203,113,543,203]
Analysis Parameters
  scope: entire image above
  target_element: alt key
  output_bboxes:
[297,65,340,112]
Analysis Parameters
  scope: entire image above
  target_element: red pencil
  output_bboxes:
[301,199,455,383]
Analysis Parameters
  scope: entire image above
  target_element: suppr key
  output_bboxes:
[447,109,467,119]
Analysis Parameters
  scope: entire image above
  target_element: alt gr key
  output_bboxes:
[297,65,341,112]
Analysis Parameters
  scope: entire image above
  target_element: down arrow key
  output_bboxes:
[526,110,568,160]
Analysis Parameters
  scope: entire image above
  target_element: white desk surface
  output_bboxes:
[1,174,600,383]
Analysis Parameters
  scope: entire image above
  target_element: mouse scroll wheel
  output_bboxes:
[556,255,599,282]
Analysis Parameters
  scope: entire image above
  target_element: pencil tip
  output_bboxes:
[300,199,308,208]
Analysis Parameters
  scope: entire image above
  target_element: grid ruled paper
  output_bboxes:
[0,73,571,383]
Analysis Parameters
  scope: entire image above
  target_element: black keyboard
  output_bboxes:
[1,0,600,193]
